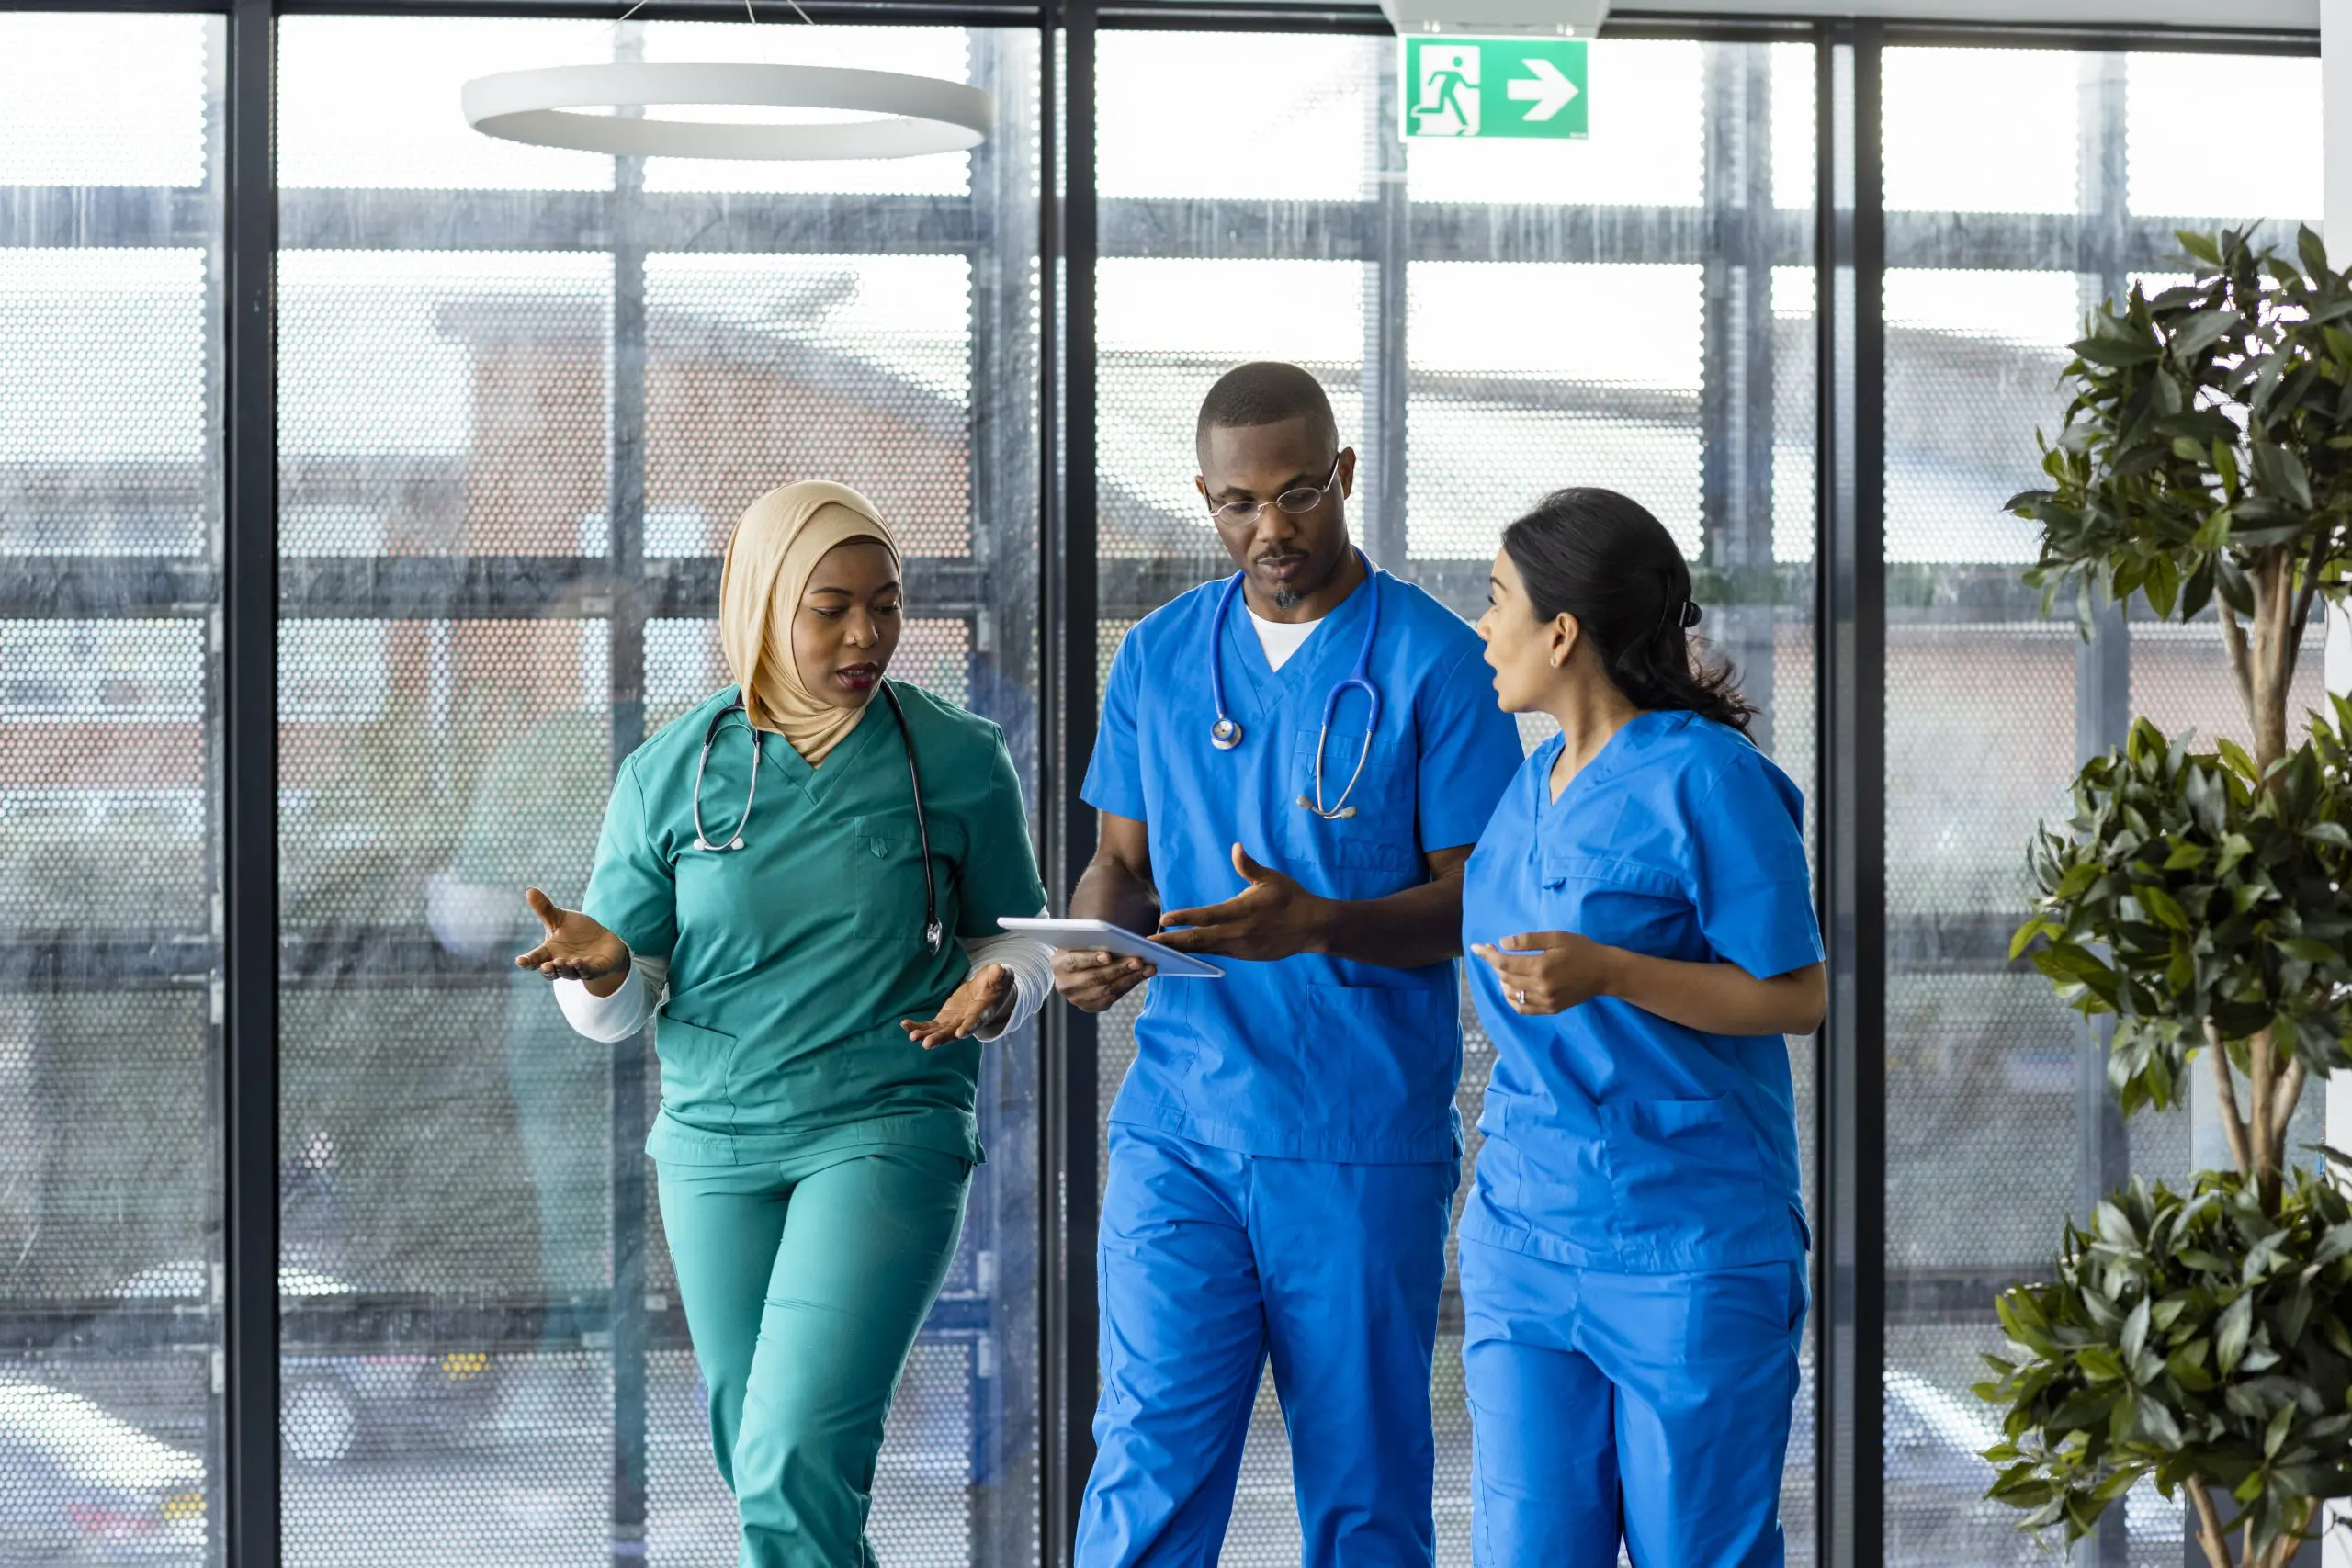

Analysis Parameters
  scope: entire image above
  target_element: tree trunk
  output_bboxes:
[2189,1476,2235,1568]
[2250,1026,2280,1208]
[2242,547,2296,773]
[2232,551,2304,1208]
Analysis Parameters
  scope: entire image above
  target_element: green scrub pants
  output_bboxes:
[656,1145,972,1568]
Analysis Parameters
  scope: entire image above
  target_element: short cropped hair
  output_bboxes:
[1195,361,1340,460]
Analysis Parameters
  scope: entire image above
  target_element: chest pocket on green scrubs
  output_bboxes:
[849,811,940,942]
[1281,730,1419,877]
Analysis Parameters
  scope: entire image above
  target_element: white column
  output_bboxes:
[2325,17,2352,1568]
[2328,0,2352,1184]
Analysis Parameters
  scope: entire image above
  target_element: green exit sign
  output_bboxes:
[1401,37,1587,141]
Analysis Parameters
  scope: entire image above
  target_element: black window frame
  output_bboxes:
[0,6,2321,1567]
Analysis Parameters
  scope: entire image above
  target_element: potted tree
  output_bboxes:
[1983,228,2352,1568]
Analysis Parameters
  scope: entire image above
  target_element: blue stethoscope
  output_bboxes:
[1207,550,1382,821]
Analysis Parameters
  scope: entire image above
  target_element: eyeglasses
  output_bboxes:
[1204,456,1342,527]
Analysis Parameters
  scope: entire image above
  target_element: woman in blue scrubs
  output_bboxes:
[1460,487,1827,1567]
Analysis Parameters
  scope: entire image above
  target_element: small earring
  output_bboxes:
[1549,654,1561,668]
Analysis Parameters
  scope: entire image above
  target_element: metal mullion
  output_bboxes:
[607,81,652,1562]
[1814,20,1886,1568]
[220,3,279,1567]
[1875,20,2312,56]
[1697,41,1780,751]
[272,0,1041,21]
[270,188,981,254]
[1039,3,1100,1562]
[965,24,1045,1564]
[1365,38,1407,571]
[2071,51,2134,1568]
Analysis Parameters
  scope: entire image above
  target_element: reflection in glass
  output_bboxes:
[0,16,224,1568]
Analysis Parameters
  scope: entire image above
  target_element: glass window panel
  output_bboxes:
[1098,34,1813,1566]
[1771,42,1816,216]
[1873,39,2328,1564]
[2128,52,2320,221]
[0,17,223,1568]
[279,252,612,555]
[644,253,974,556]
[1883,45,2087,1562]
[277,17,614,191]
[0,250,210,556]
[1883,268,2075,565]
[0,14,210,186]
[639,22,976,196]
[273,19,1039,1563]
[1096,33,1378,200]
[1883,48,2077,214]
[1408,261,1704,558]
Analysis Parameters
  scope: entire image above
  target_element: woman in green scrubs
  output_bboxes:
[514,480,1051,1568]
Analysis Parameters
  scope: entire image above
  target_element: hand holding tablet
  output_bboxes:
[997,917,1226,979]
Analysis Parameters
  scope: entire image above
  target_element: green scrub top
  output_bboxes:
[584,682,1048,1168]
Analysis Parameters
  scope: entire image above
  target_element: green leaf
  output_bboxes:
[2299,222,2331,281]
[2137,884,2192,931]
[2254,441,2316,509]
[2267,1399,2296,1460]
[2217,833,2256,877]
[2177,230,2223,265]
[2173,310,2241,363]
[2219,1292,2254,1374]
[2010,919,2051,962]
[2120,1296,2152,1363]
[2076,332,2163,369]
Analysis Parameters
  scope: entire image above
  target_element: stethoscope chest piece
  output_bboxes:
[1210,716,1244,751]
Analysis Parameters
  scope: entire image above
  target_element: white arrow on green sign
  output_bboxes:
[1401,37,1587,141]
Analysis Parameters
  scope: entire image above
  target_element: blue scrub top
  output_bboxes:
[1083,567,1524,1164]
[1460,710,1822,1273]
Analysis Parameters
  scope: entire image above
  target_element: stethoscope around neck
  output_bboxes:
[689,680,944,955]
[1207,548,1383,821]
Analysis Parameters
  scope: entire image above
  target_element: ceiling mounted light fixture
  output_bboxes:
[461,3,992,162]
[463,62,993,159]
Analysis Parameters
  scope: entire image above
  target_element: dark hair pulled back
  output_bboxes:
[1501,486,1755,735]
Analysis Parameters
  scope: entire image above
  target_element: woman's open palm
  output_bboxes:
[516,887,629,992]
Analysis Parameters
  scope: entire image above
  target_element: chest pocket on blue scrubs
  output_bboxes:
[1542,856,1693,958]
[848,810,936,942]
[1281,730,1419,879]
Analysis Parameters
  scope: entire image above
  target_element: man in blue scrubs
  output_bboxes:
[1053,361,1525,1567]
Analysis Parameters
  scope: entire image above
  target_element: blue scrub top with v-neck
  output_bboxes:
[1460,709,1822,1272]
[584,682,1048,1168]
[1083,567,1524,1164]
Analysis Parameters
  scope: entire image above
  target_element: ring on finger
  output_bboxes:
[1515,987,1527,1006]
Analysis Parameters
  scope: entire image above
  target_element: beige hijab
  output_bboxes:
[718,480,901,765]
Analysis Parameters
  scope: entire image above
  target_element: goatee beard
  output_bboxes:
[1273,588,1303,611]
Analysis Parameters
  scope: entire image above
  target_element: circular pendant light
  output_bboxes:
[462,62,993,160]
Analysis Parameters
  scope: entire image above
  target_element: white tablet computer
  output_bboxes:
[996,917,1225,979]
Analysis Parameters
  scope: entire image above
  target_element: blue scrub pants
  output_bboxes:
[1076,1123,1458,1568]
[1459,1236,1807,1568]
[658,1145,971,1568]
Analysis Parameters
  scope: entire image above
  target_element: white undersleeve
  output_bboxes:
[552,907,1056,1044]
